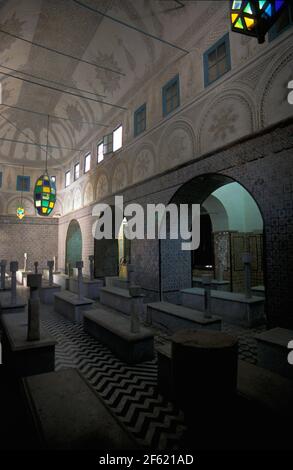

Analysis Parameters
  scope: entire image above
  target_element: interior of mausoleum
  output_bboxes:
[0,0,292,458]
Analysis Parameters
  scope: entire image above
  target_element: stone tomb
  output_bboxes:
[147,301,221,333]
[54,290,93,323]
[251,285,265,298]
[69,278,104,300]
[0,312,56,377]
[22,368,138,450]
[100,286,144,317]
[192,277,230,291]
[84,308,154,364]
[39,261,61,304]
[181,287,265,327]
[255,327,293,380]
[0,261,26,314]
[16,270,32,287]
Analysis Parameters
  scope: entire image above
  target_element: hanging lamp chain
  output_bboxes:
[45,114,49,174]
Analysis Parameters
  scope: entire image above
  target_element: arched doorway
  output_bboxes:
[65,220,82,275]
[161,173,265,302]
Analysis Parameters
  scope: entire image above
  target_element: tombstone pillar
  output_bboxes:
[27,273,42,341]
[10,261,18,305]
[24,252,28,272]
[242,253,252,299]
[0,259,7,290]
[47,260,54,287]
[89,255,95,281]
[76,261,84,300]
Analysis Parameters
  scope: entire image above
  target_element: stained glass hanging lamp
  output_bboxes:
[230,0,287,43]
[33,115,56,216]
[16,165,26,220]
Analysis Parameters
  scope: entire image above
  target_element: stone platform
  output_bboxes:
[251,285,265,298]
[105,276,130,290]
[16,270,32,287]
[0,312,56,377]
[84,309,154,364]
[69,278,104,300]
[181,287,265,327]
[40,282,61,305]
[22,368,138,449]
[0,291,26,314]
[100,286,144,316]
[255,327,293,380]
[54,291,94,323]
[192,277,230,291]
[147,301,221,333]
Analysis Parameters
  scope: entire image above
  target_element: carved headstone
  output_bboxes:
[89,255,94,281]
[76,261,84,300]
[53,255,58,273]
[27,273,42,341]
[34,261,39,274]
[10,261,18,305]
[47,260,54,287]
[24,252,27,272]
[0,259,7,290]
[242,253,252,299]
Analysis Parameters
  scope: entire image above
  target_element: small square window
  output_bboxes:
[113,125,123,152]
[74,162,80,181]
[162,75,180,117]
[203,33,231,87]
[84,153,91,173]
[17,175,30,192]
[103,133,113,154]
[51,175,56,184]
[97,141,104,163]
[134,104,146,136]
[65,171,71,188]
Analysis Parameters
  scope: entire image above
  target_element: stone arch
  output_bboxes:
[83,181,94,206]
[112,162,128,194]
[73,186,82,211]
[96,173,109,201]
[65,219,82,275]
[6,196,35,216]
[132,143,156,184]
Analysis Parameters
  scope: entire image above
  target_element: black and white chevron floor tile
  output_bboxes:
[41,307,186,450]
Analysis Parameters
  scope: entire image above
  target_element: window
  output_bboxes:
[113,125,123,152]
[84,153,91,173]
[134,104,146,136]
[203,33,231,87]
[16,175,30,192]
[74,162,80,181]
[162,75,180,117]
[97,141,104,163]
[0,172,2,188]
[65,170,71,188]
[269,2,293,40]
[51,175,56,184]
[103,133,113,154]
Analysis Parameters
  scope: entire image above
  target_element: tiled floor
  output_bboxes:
[0,287,266,450]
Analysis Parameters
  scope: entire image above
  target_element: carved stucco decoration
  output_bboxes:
[259,48,293,128]
[112,162,128,194]
[7,196,35,216]
[158,121,196,172]
[132,145,155,184]
[73,187,82,211]
[83,181,94,206]
[96,173,109,200]
[64,192,73,214]
[199,90,255,154]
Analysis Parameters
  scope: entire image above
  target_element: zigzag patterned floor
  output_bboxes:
[41,307,186,450]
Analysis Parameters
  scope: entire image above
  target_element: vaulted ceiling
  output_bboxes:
[0,0,212,169]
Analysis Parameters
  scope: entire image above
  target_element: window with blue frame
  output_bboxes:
[203,33,231,87]
[162,75,180,117]
[16,175,30,192]
[134,104,146,136]
[269,1,293,40]
[0,172,2,188]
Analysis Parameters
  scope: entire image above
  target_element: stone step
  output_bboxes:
[147,301,221,333]
[54,291,94,323]
[22,368,138,449]
[84,308,154,364]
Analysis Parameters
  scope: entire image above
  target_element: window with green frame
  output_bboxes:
[203,33,231,87]
[134,104,146,136]
[162,75,180,117]
[269,1,293,40]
